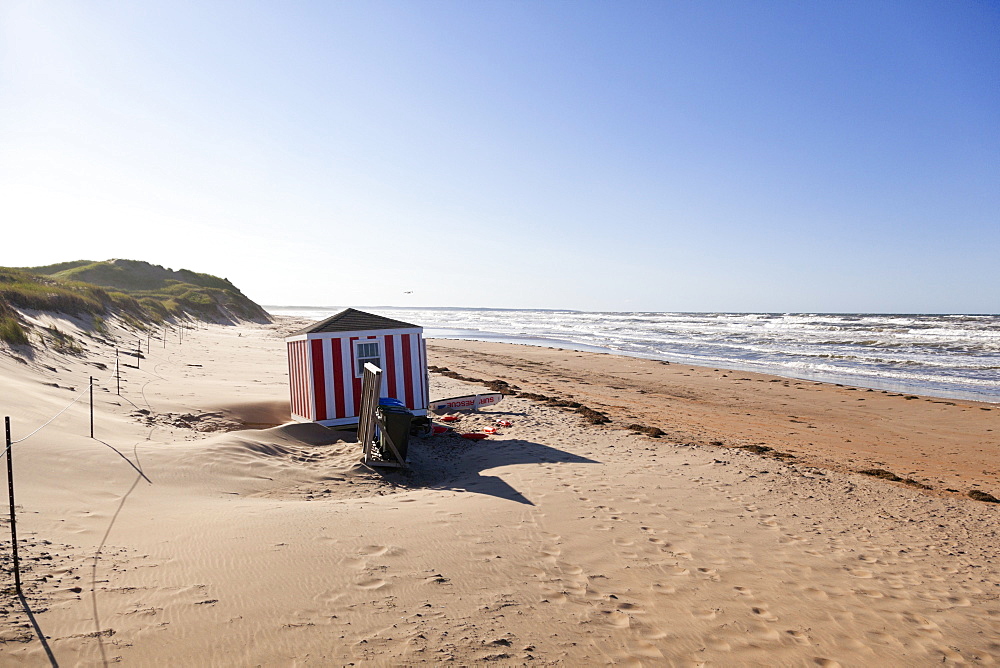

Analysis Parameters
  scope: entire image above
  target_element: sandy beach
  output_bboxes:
[2,316,998,666]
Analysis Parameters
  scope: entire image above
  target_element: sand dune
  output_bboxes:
[1,318,997,666]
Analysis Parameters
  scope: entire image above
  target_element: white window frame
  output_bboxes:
[353,339,382,377]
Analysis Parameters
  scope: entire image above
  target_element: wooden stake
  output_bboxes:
[6,416,22,596]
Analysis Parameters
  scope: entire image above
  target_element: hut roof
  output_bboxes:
[290,308,420,336]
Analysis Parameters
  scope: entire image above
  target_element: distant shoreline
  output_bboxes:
[268,308,1000,404]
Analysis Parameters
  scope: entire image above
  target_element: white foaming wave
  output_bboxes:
[270,307,1000,401]
[777,359,1000,389]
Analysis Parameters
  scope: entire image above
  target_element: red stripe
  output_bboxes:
[384,334,397,400]
[292,341,300,417]
[350,337,362,416]
[419,337,427,408]
[331,337,345,418]
[296,340,305,418]
[295,343,300,417]
[301,340,309,418]
[311,339,326,421]
[401,333,413,408]
[298,341,306,417]
[287,342,296,417]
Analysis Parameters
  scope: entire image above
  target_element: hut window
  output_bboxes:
[355,341,382,375]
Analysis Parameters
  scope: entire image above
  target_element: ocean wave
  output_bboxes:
[267,306,1000,402]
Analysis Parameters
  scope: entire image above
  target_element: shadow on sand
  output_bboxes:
[18,591,59,667]
[372,435,599,506]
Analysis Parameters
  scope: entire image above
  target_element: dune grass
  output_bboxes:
[0,314,29,346]
[0,260,270,350]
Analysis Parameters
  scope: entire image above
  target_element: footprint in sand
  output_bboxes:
[359,545,390,557]
[704,635,731,651]
[801,587,829,600]
[778,534,805,544]
[813,659,842,668]
[539,587,569,604]
[340,557,367,570]
[354,578,386,590]
[855,588,884,598]
[613,537,634,546]
[751,606,778,621]
[751,623,781,641]
[900,612,943,637]
[786,629,811,645]
[690,608,717,620]
[733,586,753,597]
[595,609,631,628]
[866,630,903,648]
[625,639,663,659]
[650,582,675,595]
[558,562,584,575]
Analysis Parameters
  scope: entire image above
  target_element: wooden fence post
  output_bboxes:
[5,416,22,596]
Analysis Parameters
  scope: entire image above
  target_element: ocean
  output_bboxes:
[267,307,1000,404]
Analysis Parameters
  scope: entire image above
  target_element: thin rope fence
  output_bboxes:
[9,390,90,446]
[5,370,114,447]
[4,320,199,666]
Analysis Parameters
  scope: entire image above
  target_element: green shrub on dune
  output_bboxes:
[0,314,30,346]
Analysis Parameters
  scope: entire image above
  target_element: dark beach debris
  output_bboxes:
[500,389,609,424]
[737,444,796,460]
[968,490,1000,503]
[576,406,610,425]
[859,468,902,481]
[427,366,519,394]
[484,379,519,394]
[627,424,665,438]
[857,469,934,490]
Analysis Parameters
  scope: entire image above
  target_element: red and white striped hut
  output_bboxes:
[285,308,429,427]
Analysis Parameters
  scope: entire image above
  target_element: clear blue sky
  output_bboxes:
[2,1,997,313]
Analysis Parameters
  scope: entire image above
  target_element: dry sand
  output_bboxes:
[0,316,997,666]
